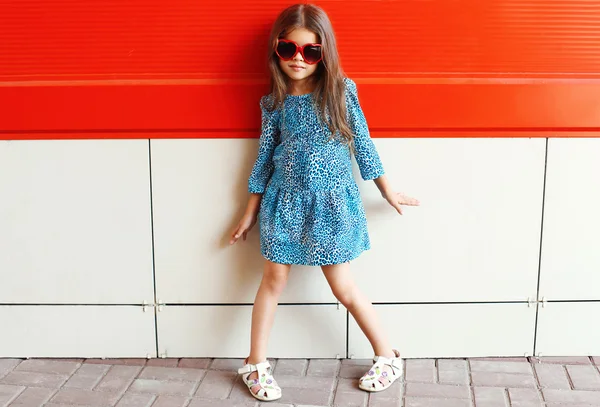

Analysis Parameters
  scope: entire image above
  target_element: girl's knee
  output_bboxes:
[262,264,289,295]
[331,283,356,307]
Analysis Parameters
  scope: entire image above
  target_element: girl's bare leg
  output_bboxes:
[322,262,397,384]
[246,260,291,393]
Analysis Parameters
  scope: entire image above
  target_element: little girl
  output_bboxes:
[229,3,419,402]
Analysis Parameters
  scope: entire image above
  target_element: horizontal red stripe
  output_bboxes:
[1,79,599,139]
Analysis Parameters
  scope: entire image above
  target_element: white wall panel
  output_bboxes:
[539,138,600,300]
[348,303,536,358]
[353,138,546,303]
[535,302,600,356]
[0,305,156,358]
[150,139,336,304]
[0,140,154,304]
[157,304,346,358]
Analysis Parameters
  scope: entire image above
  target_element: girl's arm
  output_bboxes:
[345,78,419,214]
[230,193,262,244]
[373,175,419,215]
[230,96,280,244]
[248,96,280,194]
[345,78,385,182]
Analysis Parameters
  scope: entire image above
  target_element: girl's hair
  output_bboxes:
[267,4,354,146]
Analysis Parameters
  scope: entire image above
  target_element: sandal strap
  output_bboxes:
[373,356,403,372]
[238,360,271,375]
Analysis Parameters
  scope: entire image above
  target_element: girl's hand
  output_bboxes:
[229,213,258,244]
[382,190,420,215]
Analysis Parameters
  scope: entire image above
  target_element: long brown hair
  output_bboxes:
[266,4,354,146]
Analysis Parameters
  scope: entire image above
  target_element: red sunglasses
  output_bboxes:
[275,39,323,65]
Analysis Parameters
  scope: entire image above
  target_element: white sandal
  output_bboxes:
[237,358,282,402]
[358,349,403,392]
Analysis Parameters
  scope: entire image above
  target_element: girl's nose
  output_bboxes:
[293,51,304,62]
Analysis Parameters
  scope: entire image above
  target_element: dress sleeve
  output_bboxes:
[248,95,281,194]
[345,78,385,181]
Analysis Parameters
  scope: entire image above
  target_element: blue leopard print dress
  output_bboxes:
[248,78,385,266]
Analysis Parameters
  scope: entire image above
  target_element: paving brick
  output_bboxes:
[469,361,532,375]
[546,404,600,407]
[438,360,469,385]
[85,359,148,366]
[438,359,468,370]
[507,388,542,402]
[115,393,156,407]
[139,366,205,382]
[336,378,362,393]
[150,395,190,407]
[472,357,528,363]
[334,379,402,406]
[274,359,307,376]
[179,359,212,370]
[275,375,335,390]
[533,363,571,390]
[146,359,180,368]
[473,386,508,407]
[536,357,591,365]
[188,399,256,407]
[404,360,435,383]
[471,371,536,388]
[404,396,471,407]
[228,377,254,401]
[340,364,371,379]
[333,390,367,407]
[0,359,22,378]
[543,388,600,404]
[1,371,69,388]
[95,365,143,393]
[278,387,331,405]
[210,359,246,372]
[49,388,122,406]
[307,359,340,377]
[366,381,403,400]
[76,363,113,376]
[257,403,292,407]
[0,383,26,405]
[47,358,86,363]
[344,359,375,366]
[64,364,111,390]
[15,359,80,375]
[367,396,402,407]
[406,382,470,399]
[510,402,543,407]
[566,365,600,390]
[9,386,55,405]
[129,379,197,397]
[194,370,236,399]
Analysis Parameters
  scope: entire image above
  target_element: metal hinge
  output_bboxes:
[527,297,548,307]
[142,299,167,312]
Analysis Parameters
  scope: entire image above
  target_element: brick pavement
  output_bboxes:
[1,356,599,407]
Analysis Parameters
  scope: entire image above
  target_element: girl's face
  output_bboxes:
[278,28,320,86]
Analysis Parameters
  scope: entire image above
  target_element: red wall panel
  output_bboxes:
[1,0,599,138]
